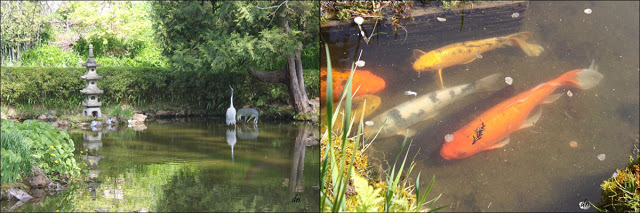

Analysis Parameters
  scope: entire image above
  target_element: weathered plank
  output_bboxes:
[321,1,529,51]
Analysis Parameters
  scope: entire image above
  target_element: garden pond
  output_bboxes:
[1,118,320,212]
[322,1,638,212]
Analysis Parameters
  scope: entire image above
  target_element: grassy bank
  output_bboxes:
[1,66,319,120]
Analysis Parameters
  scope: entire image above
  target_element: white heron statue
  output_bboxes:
[226,85,236,126]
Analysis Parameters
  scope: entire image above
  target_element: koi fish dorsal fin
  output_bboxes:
[412,49,427,60]
[519,109,542,130]
[484,137,510,150]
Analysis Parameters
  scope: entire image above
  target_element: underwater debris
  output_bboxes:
[584,8,592,14]
[570,141,578,148]
[437,17,447,22]
[505,77,513,85]
[567,90,574,97]
[598,154,606,161]
[511,12,520,18]
[355,60,366,67]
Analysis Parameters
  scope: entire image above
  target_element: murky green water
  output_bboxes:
[322,1,638,212]
[3,118,319,212]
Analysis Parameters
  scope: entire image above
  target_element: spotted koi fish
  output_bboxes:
[364,73,504,139]
[440,61,603,160]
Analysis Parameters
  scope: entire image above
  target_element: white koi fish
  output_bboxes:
[364,73,504,138]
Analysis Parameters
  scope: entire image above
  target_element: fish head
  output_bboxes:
[412,51,440,72]
[440,131,478,160]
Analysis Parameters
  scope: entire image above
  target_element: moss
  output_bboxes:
[595,155,640,212]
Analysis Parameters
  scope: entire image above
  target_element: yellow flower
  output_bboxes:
[50,146,55,150]
[56,210,59,212]
[55,160,59,163]
[51,153,56,157]
[80,151,83,154]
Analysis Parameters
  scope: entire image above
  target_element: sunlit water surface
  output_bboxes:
[323,1,638,212]
[2,118,319,212]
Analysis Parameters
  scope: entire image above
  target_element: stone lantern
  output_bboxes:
[80,44,103,117]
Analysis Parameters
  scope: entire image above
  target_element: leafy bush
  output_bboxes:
[1,121,33,184]
[12,120,80,178]
[20,45,83,67]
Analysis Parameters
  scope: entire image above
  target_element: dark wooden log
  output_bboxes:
[321,1,529,53]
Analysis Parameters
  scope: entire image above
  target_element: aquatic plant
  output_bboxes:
[593,155,640,212]
[320,43,445,212]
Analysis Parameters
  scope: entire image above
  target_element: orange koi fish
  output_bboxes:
[440,61,603,160]
[412,32,544,88]
[320,67,386,102]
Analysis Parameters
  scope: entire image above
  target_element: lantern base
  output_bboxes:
[83,108,102,117]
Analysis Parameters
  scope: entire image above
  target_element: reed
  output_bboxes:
[320,43,445,212]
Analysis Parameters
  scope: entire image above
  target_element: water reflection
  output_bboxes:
[2,118,319,212]
[226,128,237,161]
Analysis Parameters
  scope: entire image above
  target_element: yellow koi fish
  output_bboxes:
[412,32,544,88]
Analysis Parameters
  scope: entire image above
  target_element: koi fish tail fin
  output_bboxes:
[556,60,604,89]
[474,73,504,93]
[503,32,545,57]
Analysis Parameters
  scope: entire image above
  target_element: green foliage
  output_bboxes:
[594,155,640,212]
[1,119,80,183]
[1,121,33,184]
[15,120,80,178]
[21,45,84,67]
[151,1,319,73]
[1,1,51,63]
[1,66,318,115]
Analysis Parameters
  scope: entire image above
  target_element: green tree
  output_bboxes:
[151,1,318,114]
[58,1,156,58]
[1,1,51,63]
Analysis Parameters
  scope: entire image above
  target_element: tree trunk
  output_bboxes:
[246,18,313,115]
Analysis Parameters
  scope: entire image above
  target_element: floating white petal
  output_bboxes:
[505,77,513,85]
[445,134,454,142]
[597,154,606,161]
[511,12,520,18]
[404,91,417,96]
[355,60,365,67]
[584,8,592,14]
[567,90,573,97]
[365,121,374,126]
[354,16,364,25]
[437,17,446,22]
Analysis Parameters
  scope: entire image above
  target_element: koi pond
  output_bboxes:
[322,1,638,212]
[1,118,320,212]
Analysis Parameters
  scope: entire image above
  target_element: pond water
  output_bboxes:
[2,118,320,212]
[322,1,638,212]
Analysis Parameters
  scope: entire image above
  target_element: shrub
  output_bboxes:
[20,45,83,67]
[15,120,80,178]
